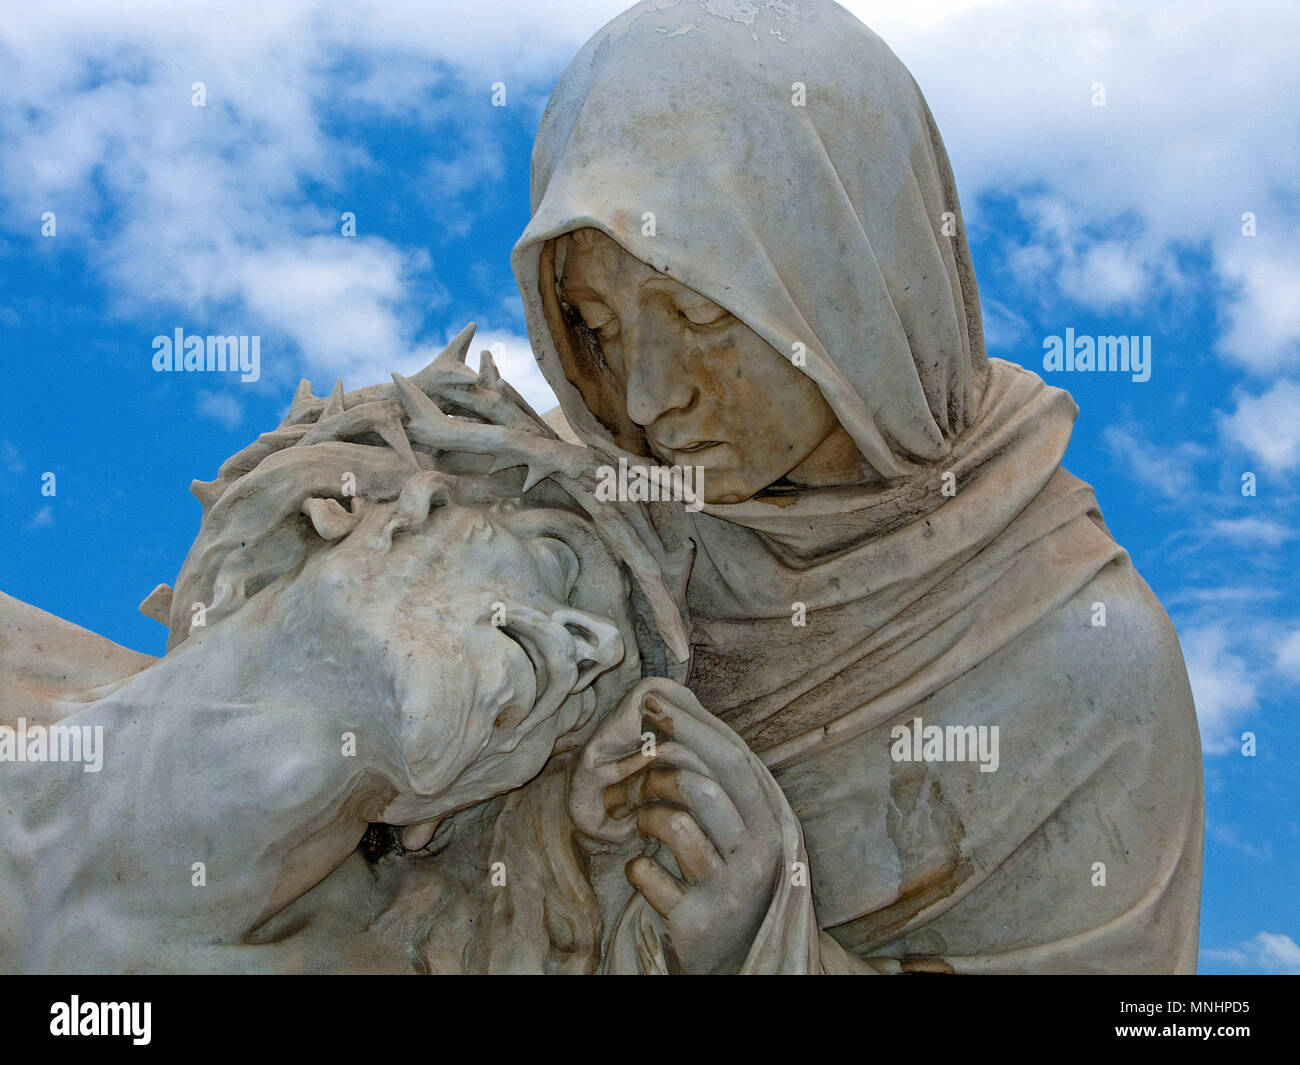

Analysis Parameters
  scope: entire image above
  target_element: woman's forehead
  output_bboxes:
[559,228,690,301]
[559,228,628,290]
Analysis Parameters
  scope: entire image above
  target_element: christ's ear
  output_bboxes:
[302,497,362,541]
[528,537,580,600]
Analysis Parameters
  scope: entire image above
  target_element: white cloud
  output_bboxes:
[1166,586,1283,608]
[1005,196,1173,314]
[234,238,435,385]
[1206,819,1271,862]
[27,505,54,530]
[1218,380,1300,473]
[1059,239,1151,309]
[1216,238,1300,372]
[1206,517,1294,549]
[3,0,1299,402]
[843,0,1300,364]
[1180,623,1258,755]
[0,0,622,398]
[1276,628,1300,682]
[1205,931,1300,974]
[1102,424,1206,501]
[1255,932,1300,973]
[196,390,245,430]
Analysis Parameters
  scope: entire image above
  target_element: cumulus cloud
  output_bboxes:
[1217,380,1300,473]
[1180,623,1258,754]
[1206,517,1294,549]
[1204,931,1300,974]
[1102,423,1207,501]
[1275,628,1300,682]
[1215,237,1300,373]
[845,0,1300,367]
[1004,195,1174,314]
[0,0,622,397]
[4,0,1298,405]
[195,390,245,430]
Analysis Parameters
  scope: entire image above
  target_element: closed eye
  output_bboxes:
[576,302,618,337]
[676,297,730,328]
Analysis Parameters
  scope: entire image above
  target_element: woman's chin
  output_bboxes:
[698,473,763,505]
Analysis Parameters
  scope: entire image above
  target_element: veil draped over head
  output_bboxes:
[514,0,1201,973]
[514,0,984,476]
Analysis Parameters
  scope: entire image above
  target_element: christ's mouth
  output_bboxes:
[669,440,722,454]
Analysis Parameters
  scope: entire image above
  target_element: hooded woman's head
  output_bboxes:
[512,0,988,501]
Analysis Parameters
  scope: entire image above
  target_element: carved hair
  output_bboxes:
[165,325,690,666]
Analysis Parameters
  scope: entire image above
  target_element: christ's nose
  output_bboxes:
[552,608,625,689]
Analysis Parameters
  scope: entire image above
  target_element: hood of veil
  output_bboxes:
[512,0,1119,766]
[513,0,995,485]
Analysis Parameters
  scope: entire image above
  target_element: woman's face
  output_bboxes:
[556,229,861,504]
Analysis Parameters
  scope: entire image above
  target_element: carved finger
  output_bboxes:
[636,804,723,885]
[602,737,720,820]
[643,766,747,856]
[608,739,713,782]
[642,691,770,828]
[603,766,650,821]
[626,856,686,919]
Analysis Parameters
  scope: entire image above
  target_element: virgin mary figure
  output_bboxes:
[513,0,1203,973]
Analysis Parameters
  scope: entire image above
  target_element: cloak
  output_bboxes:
[513,0,1203,972]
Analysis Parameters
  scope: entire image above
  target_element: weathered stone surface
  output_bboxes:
[0,0,1202,974]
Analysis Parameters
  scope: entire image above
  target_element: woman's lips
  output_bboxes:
[667,440,723,454]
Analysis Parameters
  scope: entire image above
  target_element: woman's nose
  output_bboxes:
[621,309,696,427]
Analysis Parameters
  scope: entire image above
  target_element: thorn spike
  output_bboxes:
[322,380,346,418]
[432,322,477,369]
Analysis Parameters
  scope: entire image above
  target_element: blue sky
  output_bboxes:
[1,0,1296,973]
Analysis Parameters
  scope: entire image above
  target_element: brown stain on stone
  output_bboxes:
[832,765,973,955]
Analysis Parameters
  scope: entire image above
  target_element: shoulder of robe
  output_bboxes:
[1029,556,1198,750]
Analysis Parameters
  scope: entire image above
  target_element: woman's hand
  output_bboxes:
[572,678,786,974]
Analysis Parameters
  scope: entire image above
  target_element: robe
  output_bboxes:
[512,0,1204,973]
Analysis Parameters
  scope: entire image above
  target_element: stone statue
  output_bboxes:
[0,327,817,973]
[0,0,1203,974]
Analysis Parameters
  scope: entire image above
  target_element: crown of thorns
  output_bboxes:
[185,323,689,662]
